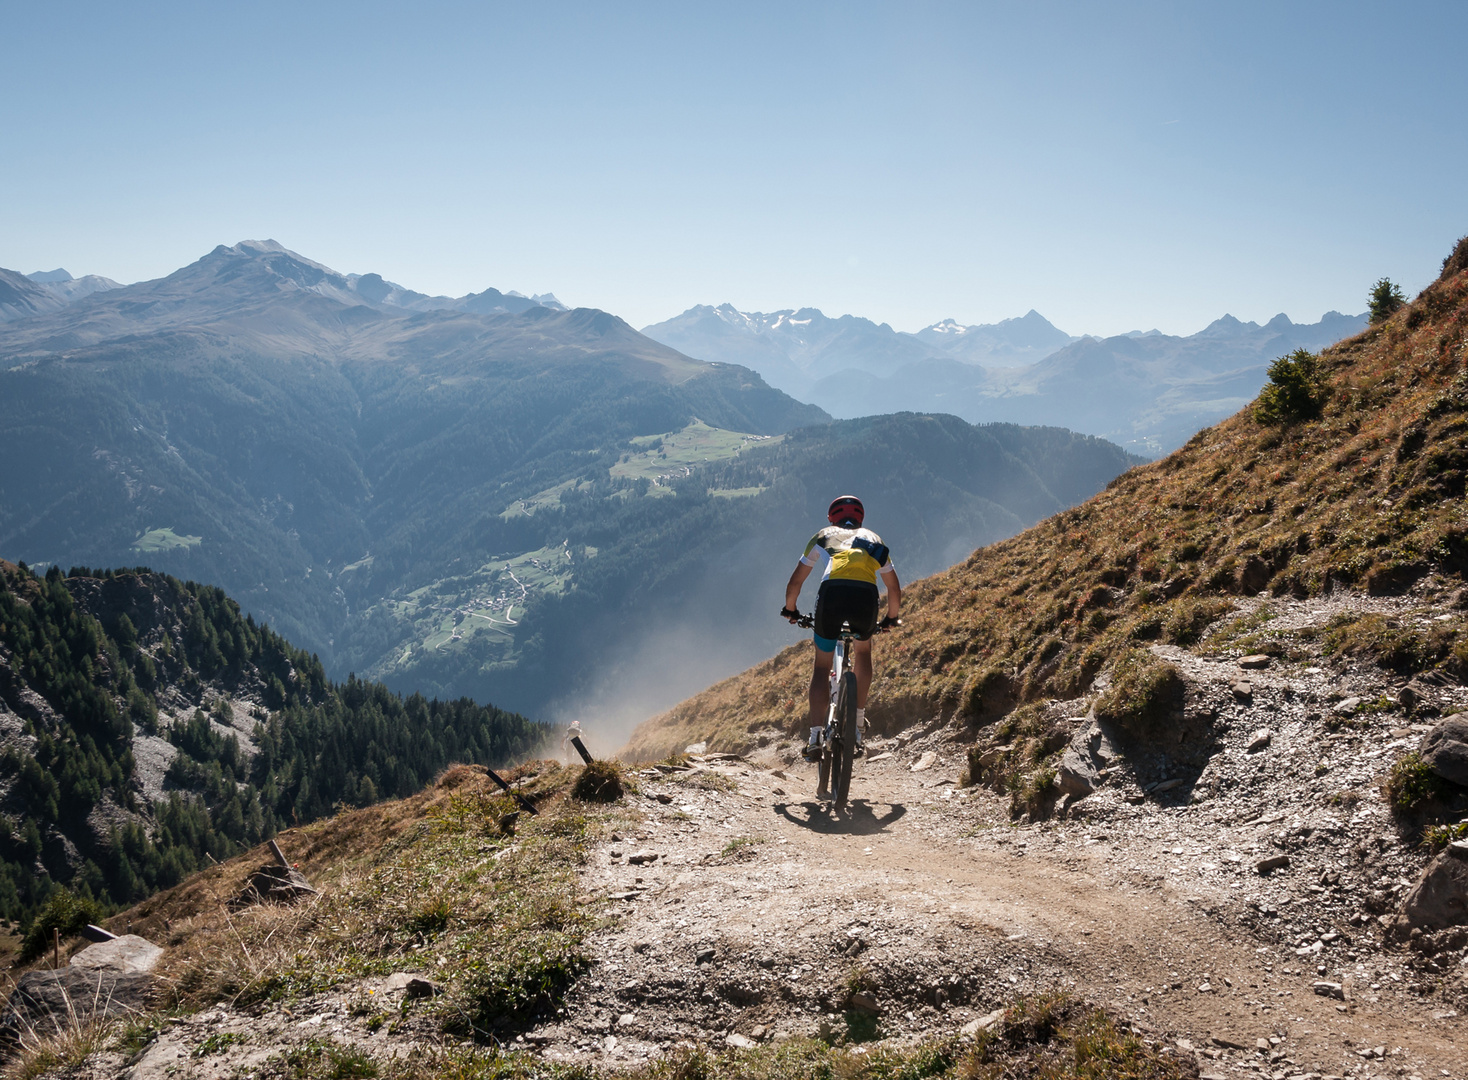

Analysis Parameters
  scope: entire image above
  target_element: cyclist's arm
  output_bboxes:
[881,564,901,619]
[785,561,813,611]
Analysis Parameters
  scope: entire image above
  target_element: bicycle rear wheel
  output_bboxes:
[832,669,858,809]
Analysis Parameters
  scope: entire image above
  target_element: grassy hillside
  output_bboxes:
[626,237,1468,760]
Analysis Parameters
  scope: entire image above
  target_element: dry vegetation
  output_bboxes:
[626,240,1468,761]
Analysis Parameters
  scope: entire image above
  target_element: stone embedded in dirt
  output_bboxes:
[685,742,708,754]
[1256,855,1291,874]
[69,933,163,975]
[231,862,318,908]
[1333,696,1363,715]
[1247,728,1273,752]
[772,786,787,796]
[1397,840,1468,931]
[726,1033,757,1049]
[0,966,154,1047]
[911,751,937,772]
[1313,980,1345,999]
[1239,654,1272,669]
[1419,715,1468,786]
[1152,778,1184,793]
[404,977,442,999]
[654,793,673,804]
[627,850,660,865]
[695,948,715,964]
[849,991,879,1014]
[1056,721,1119,798]
[959,1008,1003,1035]
[868,751,893,761]
[1230,680,1253,700]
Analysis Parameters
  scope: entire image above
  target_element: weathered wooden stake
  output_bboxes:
[485,767,538,815]
[268,838,290,867]
[570,736,595,765]
[53,927,59,969]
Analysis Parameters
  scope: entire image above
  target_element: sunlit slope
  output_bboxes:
[624,238,1468,759]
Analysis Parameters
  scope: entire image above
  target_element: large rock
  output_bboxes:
[1420,716,1468,787]
[231,862,318,908]
[0,966,154,1048]
[69,934,163,974]
[1399,840,1468,931]
[1055,719,1119,797]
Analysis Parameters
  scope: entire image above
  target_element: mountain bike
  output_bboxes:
[787,613,898,811]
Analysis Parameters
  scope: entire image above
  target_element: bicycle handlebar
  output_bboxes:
[781,610,900,633]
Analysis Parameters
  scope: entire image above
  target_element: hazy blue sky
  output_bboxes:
[4,1,1465,336]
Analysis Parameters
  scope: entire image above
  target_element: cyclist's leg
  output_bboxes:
[852,637,874,708]
[808,647,834,727]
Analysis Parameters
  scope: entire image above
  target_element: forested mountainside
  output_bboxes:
[0,241,1141,723]
[628,238,1468,759]
[0,560,545,924]
[364,414,1143,726]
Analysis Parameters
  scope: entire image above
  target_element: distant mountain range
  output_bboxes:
[0,242,563,326]
[645,304,1368,455]
[0,241,1139,726]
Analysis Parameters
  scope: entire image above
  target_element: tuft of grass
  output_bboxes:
[1321,613,1455,675]
[1162,597,1234,647]
[1423,821,1468,852]
[719,836,765,860]
[1383,752,1453,817]
[571,760,626,803]
[1093,650,1184,739]
[192,1030,249,1057]
[272,1037,379,1078]
[4,988,120,1080]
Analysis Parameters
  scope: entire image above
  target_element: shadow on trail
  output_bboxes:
[773,798,906,836]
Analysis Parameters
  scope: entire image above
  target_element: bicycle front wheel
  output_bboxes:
[832,669,858,809]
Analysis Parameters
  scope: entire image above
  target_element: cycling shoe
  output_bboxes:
[801,743,822,763]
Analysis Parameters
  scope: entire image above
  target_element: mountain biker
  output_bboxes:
[780,495,901,767]
[562,720,584,764]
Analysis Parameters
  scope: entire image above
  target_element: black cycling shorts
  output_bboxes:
[812,580,880,651]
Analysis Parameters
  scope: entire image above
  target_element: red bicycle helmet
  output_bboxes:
[827,495,864,527]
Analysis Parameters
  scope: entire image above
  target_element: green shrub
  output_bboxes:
[1255,348,1326,424]
[1094,650,1184,739]
[20,888,104,962]
[1368,277,1406,324]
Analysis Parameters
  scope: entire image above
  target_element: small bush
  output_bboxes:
[20,889,104,962]
[1255,348,1327,424]
[1368,277,1406,324]
[1383,752,1452,817]
[1094,650,1184,739]
[570,760,625,802]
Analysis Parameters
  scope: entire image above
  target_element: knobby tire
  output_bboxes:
[833,669,858,809]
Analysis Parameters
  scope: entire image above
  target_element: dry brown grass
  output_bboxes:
[627,249,1468,760]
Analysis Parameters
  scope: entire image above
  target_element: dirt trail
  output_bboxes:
[544,734,1464,1079]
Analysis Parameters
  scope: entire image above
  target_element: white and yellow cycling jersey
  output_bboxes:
[799,526,897,585]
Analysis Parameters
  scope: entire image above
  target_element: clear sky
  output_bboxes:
[3,1,1465,337]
